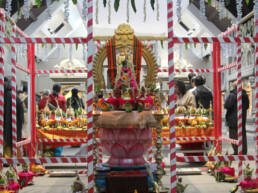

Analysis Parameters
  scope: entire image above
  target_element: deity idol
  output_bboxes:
[115,47,138,95]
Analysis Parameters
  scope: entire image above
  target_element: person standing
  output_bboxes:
[66,88,85,115]
[39,84,66,113]
[193,75,213,109]
[3,77,24,158]
[224,82,249,155]
[186,72,196,91]
[175,80,196,109]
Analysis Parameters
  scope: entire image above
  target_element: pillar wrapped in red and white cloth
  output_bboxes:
[86,0,94,193]
[167,1,176,193]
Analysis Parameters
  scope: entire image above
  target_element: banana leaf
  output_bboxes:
[131,0,137,13]
[114,0,120,12]
[150,0,155,10]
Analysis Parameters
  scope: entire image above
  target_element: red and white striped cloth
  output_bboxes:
[156,137,216,142]
[0,36,256,45]
[219,26,237,37]
[0,9,5,155]
[254,0,258,180]
[147,146,153,163]
[177,155,258,162]
[16,139,31,147]
[96,40,101,50]
[172,37,257,44]
[86,1,94,193]
[98,141,102,164]
[167,1,176,193]
[0,37,88,44]
[11,27,17,157]
[236,27,243,182]
[220,137,239,145]
[217,61,237,72]
[158,68,213,73]
[0,155,254,165]
[37,138,87,143]
[36,69,88,74]
[0,157,88,164]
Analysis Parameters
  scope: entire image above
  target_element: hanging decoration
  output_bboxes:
[143,0,146,22]
[103,0,107,7]
[219,0,225,20]
[69,44,73,61]
[106,39,116,86]
[36,43,40,59]
[131,0,136,12]
[23,44,27,57]
[46,0,51,19]
[176,0,181,22]
[57,45,61,61]
[44,44,48,62]
[23,0,30,19]
[179,44,182,60]
[200,44,203,58]
[83,44,87,62]
[126,0,130,23]
[156,0,159,21]
[150,0,155,10]
[5,0,12,17]
[200,0,206,18]
[114,0,120,12]
[236,0,242,20]
[64,0,69,22]
[95,0,99,24]
[108,0,111,24]
[82,0,87,21]
[226,44,229,66]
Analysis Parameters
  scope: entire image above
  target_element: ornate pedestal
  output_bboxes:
[95,111,157,166]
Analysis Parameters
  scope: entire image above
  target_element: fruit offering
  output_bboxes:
[161,105,214,138]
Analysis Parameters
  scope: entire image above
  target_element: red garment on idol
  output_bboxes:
[39,93,66,112]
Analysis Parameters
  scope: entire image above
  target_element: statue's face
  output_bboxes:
[119,48,125,54]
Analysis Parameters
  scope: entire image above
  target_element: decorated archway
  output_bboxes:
[93,24,158,89]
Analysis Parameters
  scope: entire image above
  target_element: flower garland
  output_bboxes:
[95,0,99,24]
[64,0,69,22]
[236,0,242,21]
[156,0,160,21]
[82,0,87,21]
[5,0,12,17]
[176,0,181,22]
[23,0,30,19]
[200,0,206,18]
[126,0,130,23]
[108,0,111,24]
[46,0,51,19]
[143,0,146,22]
